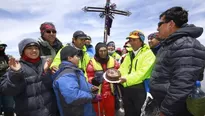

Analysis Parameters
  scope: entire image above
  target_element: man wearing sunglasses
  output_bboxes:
[38,22,63,59]
[148,32,161,55]
[150,6,205,116]
[118,30,156,116]
[0,41,14,116]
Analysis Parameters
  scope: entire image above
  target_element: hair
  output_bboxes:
[160,6,188,28]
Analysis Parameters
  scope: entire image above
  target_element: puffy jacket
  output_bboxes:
[52,61,96,116]
[38,37,63,59]
[119,44,156,87]
[86,56,120,94]
[150,24,205,116]
[0,59,58,116]
[50,43,90,73]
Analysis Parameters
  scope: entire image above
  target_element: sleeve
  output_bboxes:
[55,73,93,105]
[114,60,120,69]
[160,45,205,116]
[50,47,63,69]
[120,51,156,87]
[0,68,26,96]
[86,60,95,84]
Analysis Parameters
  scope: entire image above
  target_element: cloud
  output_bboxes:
[1,0,205,58]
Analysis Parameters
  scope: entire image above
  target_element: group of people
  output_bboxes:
[0,6,205,116]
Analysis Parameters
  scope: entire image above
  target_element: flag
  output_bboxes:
[105,16,113,36]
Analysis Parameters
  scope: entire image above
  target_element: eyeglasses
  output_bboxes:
[0,46,5,49]
[158,21,169,27]
[46,30,57,34]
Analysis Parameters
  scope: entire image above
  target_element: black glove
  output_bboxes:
[91,78,101,86]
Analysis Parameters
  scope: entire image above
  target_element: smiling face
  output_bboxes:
[24,45,40,59]
[42,29,57,44]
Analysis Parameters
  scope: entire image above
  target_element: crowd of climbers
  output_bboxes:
[0,6,205,116]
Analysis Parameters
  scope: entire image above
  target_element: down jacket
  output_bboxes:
[150,24,205,116]
[0,59,58,116]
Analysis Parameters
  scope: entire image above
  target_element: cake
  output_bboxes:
[106,68,121,81]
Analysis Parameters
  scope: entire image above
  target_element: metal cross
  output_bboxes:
[82,0,131,43]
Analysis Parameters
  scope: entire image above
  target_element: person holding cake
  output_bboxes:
[118,30,156,116]
[86,42,120,116]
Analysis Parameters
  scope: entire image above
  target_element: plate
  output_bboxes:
[103,72,121,83]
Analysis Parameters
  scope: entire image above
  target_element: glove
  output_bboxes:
[92,94,102,103]
[91,78,101,86]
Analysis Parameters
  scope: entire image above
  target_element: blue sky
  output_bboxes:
[0,0,205,58]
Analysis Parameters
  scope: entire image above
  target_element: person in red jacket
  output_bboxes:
[86,42,120,116]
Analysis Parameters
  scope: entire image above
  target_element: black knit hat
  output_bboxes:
[60,46,79,61]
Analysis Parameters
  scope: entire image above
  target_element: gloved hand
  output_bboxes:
[92,94,102,103]
[91,78,101,86]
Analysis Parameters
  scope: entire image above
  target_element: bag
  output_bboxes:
[186,96,205,116]
[186,81,205,116]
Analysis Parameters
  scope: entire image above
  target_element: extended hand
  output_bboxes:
[119,77,127,83]
[44,58,52,72]
[8,57,21,71]
[91,86,99,93]
[51,66,58,74]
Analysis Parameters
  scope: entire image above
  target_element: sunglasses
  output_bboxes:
[0,46,5,49]
[158,21,170,27]
[46,30,57,34]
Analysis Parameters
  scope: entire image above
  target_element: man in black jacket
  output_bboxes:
[0,41,14,116]
[150,6,205,116]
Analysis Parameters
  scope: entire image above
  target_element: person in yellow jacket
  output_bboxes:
[50,30,90,74]
[107,41,121,61]
[118,30,156,116]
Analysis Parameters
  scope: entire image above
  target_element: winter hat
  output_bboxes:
[73,30,87,39]
[86,36,91,40]
[18,38,40,56]
[0,41,7,47]
[126,30,145,42]
[148,32,159,40]
[95,42,107,52]
[107,41,115,48]
[60,46,79,61]
[40,22,56,35]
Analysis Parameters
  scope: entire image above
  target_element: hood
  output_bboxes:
[166,24,203,41]
[59,61,79,71]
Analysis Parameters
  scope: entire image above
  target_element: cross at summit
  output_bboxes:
[83,0,131,43]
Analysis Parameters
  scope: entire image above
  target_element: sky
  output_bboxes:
[0,0,205,58]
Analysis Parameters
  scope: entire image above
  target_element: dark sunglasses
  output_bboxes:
[46,30,57,34]
[158,21,167,27]
[0,46,5,49]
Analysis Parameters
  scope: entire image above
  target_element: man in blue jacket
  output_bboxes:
[52,45,98,116]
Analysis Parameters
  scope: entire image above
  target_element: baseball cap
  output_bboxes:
[73,30,87,39]
[126,30,145,42]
